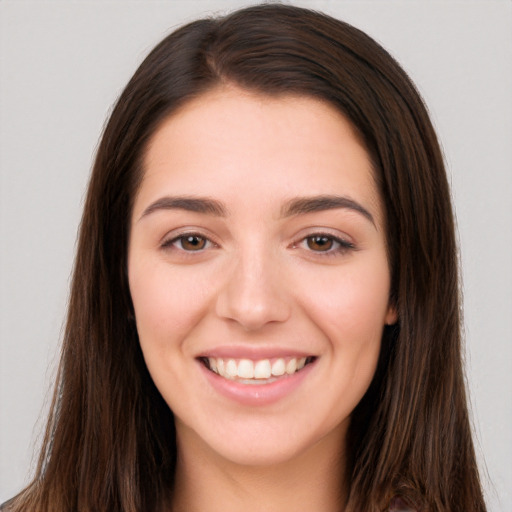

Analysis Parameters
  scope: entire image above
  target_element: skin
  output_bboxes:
[128,86,396,512]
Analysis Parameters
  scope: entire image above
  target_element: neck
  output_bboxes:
[171,424,348,512]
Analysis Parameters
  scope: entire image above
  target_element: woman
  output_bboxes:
[4,4,487,511]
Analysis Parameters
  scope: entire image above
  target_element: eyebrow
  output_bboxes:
[280,195,375,225]
[138,194,375,226]
[139,196,227,220]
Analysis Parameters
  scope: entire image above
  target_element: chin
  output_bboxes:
[210,440,313,468]
[177,412,348,470]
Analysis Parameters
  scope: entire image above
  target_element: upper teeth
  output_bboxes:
[207,357,308,380]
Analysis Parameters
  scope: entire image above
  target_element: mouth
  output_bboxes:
[199,355,316,385]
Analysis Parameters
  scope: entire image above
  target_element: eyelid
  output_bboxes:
[159,226,355,256]
[292,230,356,255]
[160,228,219,252]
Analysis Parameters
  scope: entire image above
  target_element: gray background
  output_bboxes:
[1,1,511,510]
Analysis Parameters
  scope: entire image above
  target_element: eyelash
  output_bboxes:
[161,232,215,252]
[161,232,355,256]
[294,233,355,256]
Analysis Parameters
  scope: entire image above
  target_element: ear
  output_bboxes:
[384,304,398,326]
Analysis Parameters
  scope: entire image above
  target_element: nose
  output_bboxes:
[215,246,291,331]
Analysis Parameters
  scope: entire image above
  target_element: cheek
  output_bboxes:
[287,260,390,433]
[293,256,391,396]
[128,258,209,351]
[298,259,391,335]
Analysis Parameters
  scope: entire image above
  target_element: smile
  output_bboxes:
[200,356,316,384]
[197,353,318,405]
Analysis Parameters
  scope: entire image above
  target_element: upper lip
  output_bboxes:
[196,345,316,360]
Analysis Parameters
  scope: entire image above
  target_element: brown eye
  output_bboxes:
[306,235,334,252]
[179,235,208,251]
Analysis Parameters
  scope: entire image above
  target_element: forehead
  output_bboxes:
[136,86,383,224]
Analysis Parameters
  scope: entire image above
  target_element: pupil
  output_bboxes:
[183,236,205,250]
[308,236,332,251]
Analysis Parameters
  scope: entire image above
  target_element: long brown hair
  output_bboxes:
[6,4,486,511]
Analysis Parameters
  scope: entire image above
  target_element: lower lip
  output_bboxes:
[199,360,316,406]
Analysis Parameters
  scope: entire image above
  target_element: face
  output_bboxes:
[128,87,396,467]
